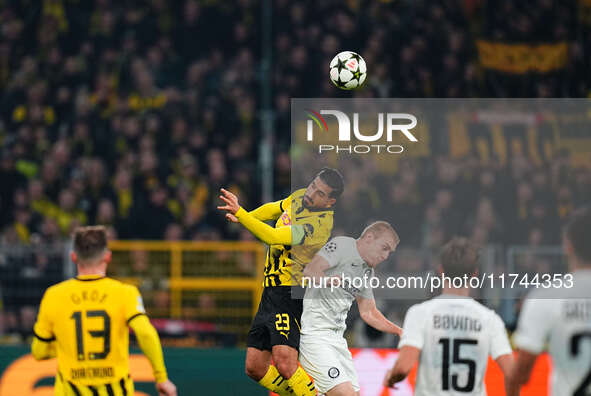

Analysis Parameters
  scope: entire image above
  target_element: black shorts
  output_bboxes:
[247,286,303,351]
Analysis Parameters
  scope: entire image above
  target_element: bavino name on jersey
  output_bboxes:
[433,314,483,332]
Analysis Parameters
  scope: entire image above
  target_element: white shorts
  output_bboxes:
[299,334,359,394]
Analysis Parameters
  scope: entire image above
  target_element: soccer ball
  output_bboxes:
[329,51,367,90]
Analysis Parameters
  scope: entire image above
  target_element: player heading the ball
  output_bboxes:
[299,221,403,396]
[218,168,345,396]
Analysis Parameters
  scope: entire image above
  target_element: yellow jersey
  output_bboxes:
[265,188,334,287]
[33,275,146,387]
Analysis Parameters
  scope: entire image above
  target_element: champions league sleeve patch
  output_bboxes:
[322,240,338,254]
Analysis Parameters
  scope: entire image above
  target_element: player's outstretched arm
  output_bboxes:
[218,188,304,245]
[248,197,288,221]
[383,346,420,388]
[224,200,284,223]
[357,296,402,336]
[129,315,177,396]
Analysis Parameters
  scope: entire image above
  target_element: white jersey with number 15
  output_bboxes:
[399,295,512,396]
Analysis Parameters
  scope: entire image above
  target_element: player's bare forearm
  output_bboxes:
[384,361,409,387]
[507,350,537,396]
[361,307,402,335]
[384,346,420,388]
[495,353,517,396]
[357,297,402,335]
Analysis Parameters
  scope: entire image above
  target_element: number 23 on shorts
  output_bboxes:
[275,313,290,331]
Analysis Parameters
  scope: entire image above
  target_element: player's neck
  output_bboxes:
[77,264,107,277]
[441,287,471,297]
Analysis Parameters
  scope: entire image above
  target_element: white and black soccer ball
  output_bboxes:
[329,51,367,90]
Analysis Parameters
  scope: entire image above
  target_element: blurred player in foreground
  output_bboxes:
[384,237,515,396]
[31,226,176,396]
[509,207,591,395]
[218,168,344,396]
[299,221,402,396]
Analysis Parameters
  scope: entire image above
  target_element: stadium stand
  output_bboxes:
[0,0,590,346]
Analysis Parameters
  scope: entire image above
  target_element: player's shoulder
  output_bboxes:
[291,188,306,198]
[328,236,355,250]
[332,235,355,244]
[104,277,139,293]
[519,288,563,317]
[525,286,563,300]
[411,296,487,315]
[469,299,504,321]
[41,279,74,299]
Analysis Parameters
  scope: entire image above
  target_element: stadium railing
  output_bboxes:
[108,241,265,345]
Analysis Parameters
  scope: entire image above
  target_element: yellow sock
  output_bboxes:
[258,365,294,396]
[286,366,316,396]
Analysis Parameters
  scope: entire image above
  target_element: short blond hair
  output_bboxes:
[360,221,400,244]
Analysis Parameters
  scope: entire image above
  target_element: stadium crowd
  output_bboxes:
[0,0,590,343]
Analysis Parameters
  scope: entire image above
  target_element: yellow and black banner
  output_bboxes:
[476,41,569,74]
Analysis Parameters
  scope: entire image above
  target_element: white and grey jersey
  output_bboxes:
[301,236,374,338]
[513,270,591,396]
[400,296,512,396]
